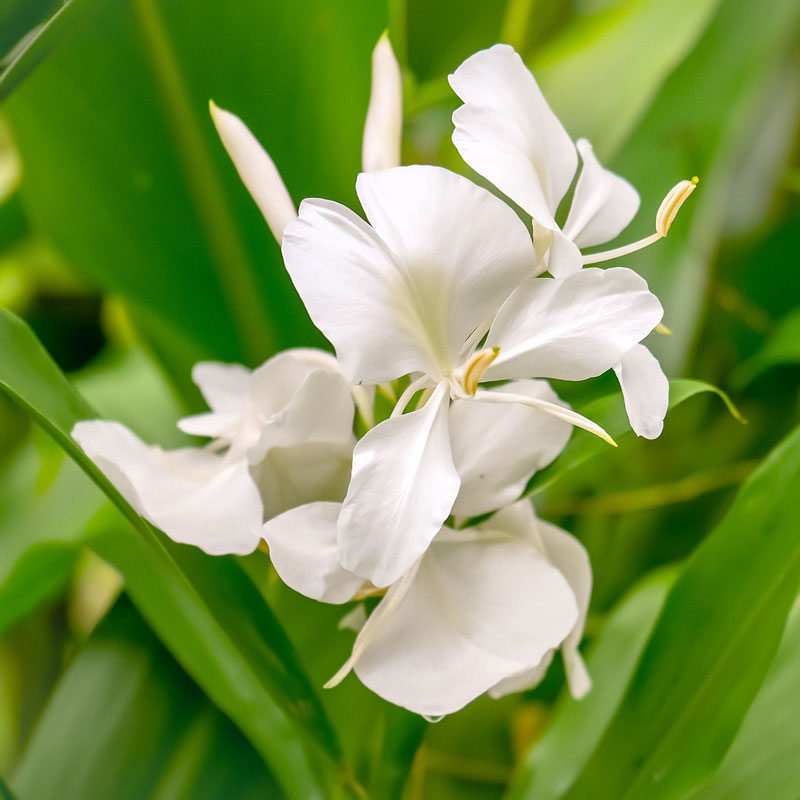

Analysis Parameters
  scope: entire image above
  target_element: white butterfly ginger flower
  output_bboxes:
[260,387,587,715]
[280,164,663,588]
[450,44,697,438]
[72,349,355,555]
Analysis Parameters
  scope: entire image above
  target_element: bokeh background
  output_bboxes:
[0,0,799,797]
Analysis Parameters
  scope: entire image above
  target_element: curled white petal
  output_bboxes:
[613,343,669,440]
[362,32,403,173]
[209,100,296,243]
[72,420,263,555]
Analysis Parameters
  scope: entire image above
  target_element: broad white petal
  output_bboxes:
[613,343,669,440]
[356,166,534,376]
[252,442,352,521]
[449,44,576,224]
[178,361,251,438]
[563,139,641,250]
[449,380,571,517]
[72,421,262,555]
[537,519,593,698]
[282,198,436,384]
[337,382,460,588]
[362,33,403,172]
[209,101,296,243]
[349,525,578,716]
[486,267,663,381]
[262,502,363,604]
[248,366,355,460]
[546,228,583,278]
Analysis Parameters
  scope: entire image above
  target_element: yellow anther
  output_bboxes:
[655,322,673,335]
[462,347,500,395]
[656,177,699,237]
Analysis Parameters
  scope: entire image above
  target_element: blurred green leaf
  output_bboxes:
[507,569,676,800]
[606,0,800,372]
[0,307,344,800]
[732,308,800,389]
[4,0,385,373]
[532,0,721,159]
[12,596,282,800]
[684,598,800,800]
[525,379,742,497]
[555,422,800,800]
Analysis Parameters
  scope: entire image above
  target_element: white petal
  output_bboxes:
[72,421,262,555]
[449,44,577,225]
[362,33,403,173]
[545,228,584,278]
[355,165,534,376]
[282,197,436,384]
[562,139,641,250]
[209,101,296,243]
[252,442,352,521]
[262,502,364,604]
[486,267,663,381]
[337,382,460,588]
[178,361,251,438]
[449,380,571,517]
[349,525,578,716]
[248,365,355,459]
[613,343,669,440]
[488,652,554,699]
[537,519,593,698]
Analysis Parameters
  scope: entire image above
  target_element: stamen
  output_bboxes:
[655,322,673,335]
[473,389,618,446]
[461,347,500,395]
[582,177,699,265]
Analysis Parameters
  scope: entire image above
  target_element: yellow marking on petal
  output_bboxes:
[462,347,500,395]
[655,322,673,335]
[656,177,699,237]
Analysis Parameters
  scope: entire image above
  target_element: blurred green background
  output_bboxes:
[0,0,799,798]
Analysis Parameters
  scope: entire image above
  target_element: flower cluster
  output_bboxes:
[73,39,695,717]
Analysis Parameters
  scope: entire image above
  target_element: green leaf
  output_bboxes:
[0,307,344,800]
[684,598,800,800]
[531,0,721,159]
[506,569,676,800]
[12,597,282,800]
[732,308,800,388]
[525,378,743,496]
[556,422,800,800]
[4,0,386,371]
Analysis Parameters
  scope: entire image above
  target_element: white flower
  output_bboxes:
[263,493,590,716]
[72,349,355,555]
[449,43,694,439]
[281,163,663,587]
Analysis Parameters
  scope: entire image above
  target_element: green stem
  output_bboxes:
[500,0,536,52]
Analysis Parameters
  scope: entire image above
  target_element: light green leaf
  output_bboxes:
[12,597,282,800]
[0,307,344,800]
[4,0,386,371]
[525,379,743,497]
[555,422,800,800]
[506,569,676,800]
[684,598,800,800]
[732,308,800,389]
[532,0,721,159]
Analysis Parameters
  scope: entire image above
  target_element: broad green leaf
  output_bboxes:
[732,308,800,389]
[557,423,800,800]
[605,0,800,372]
[532,0,721,159]
[684,598,800,800]
[525,379,742,496]
[0,307,343,800]
[506,569,676,800]
[4,0,386,372]
[12,597,281,800]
